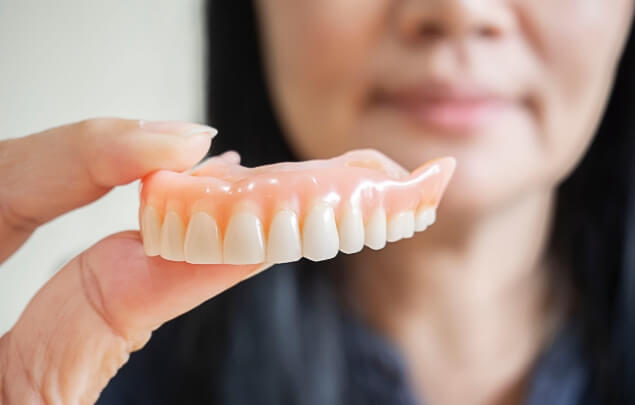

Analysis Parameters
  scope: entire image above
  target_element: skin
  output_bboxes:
[0,2,633,405]
[0,119,268,404]
[254,0,634,404]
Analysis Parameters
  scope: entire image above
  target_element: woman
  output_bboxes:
[1,1,634,404]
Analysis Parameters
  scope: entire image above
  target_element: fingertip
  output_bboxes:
[159,133,213,173]
[119,119,218,174]
[99,133,213,185]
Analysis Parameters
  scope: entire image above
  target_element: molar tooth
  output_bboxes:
[267,210,302,263]
[302,203,340,261]
[223,212,265,264]
[184,211,222,264]
[364,208,387,250]
[415,207,437,231]
[338,203,365,254]
[160,211,185,261]
[141,206,161,256]
[387,211,413,242]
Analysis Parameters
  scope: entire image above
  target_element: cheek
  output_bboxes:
[257,0,633,219]
[258,0,390,159]
[521,0,633,181]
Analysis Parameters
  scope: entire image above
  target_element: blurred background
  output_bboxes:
[0,0,206,333]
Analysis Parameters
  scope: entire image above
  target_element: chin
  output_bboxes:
[439,178,503,220]
[427,150,539,220]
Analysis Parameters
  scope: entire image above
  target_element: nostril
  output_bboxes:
[476,25,502,39]
[417,22,445,40]
[412,22,501,42]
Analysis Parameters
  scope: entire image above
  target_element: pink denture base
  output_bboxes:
[140,151,455,234]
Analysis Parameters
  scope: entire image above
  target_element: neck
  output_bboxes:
[343,190,561,405]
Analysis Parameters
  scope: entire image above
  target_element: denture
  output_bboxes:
[139,149,455,264]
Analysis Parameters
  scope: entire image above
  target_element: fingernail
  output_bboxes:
[139,120,218,137]
[186,134,214,152]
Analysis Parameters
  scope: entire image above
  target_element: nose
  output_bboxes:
[395,0,514,44]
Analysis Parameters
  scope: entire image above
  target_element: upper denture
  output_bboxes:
[139,149,455,264]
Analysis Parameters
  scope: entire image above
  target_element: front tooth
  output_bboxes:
[184,211,223,264]
[415,207,437,231]
[428,209,437,225]
[302,203,340,261]
[160,211,185,261]
[338,203,365,254]
[223,212,266,264]
[387,211,414,242]
[401,211,415,238]
[267,210,302,263]
[364,208,386,250]
[141,206,161,256]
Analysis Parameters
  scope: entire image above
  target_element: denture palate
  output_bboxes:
[139,149,455,265]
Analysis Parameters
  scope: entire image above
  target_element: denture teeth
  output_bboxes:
[402,211,415,238]
[160,211,185,261]
[415,207,437,231]
[338,203,365,254]
[267,210,302,263]
[223,212,266,264]
[302,203,340,261]
[364,208,387,250]
[387,211,415,243]
[184,211,223,264]
[141,206,161,256]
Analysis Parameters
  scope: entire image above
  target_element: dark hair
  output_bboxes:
[551,20,635,401]
[179,2,635,403]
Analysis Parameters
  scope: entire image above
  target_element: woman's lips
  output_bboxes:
[374,84,515,134]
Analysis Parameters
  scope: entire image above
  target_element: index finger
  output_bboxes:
[0,118,216,262]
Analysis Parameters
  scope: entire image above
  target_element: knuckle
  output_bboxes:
[0,197,40,234]
[76,117,121,135]
[78,252,124,340]
[73,118,137,151]
[74,118,109,141]
[78,251,151,351]
[73,118,138,188]
[1,331,48,404]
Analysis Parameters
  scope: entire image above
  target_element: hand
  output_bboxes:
[0,119,267,404]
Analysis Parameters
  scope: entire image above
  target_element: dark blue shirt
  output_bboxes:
[97,310,589,405]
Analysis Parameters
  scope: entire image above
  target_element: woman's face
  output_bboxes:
[255,0,634,217]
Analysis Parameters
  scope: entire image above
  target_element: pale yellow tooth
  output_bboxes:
[415,211,428,232]
[428,209,437,225]
[160,211,185,261]
[184,211,223,264]
[141,206,161,256]
[267,210,302,263]
[223,212,265,264]
[402,211,415,238]
[387,212,413,242]
[338,203,365,254]
[415,207,437,231]
[364,208,386,250]
[302,203,340,261]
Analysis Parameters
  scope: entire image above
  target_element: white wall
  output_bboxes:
[0,0,206,333]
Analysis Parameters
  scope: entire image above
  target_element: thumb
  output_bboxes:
[1,231,267,404]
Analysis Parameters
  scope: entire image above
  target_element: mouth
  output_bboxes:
[372,81,518,134]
